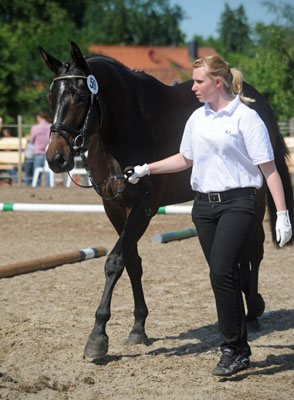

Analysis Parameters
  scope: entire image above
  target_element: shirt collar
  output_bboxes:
[204,95,241,116]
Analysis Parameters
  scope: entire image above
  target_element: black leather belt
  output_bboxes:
[195,187,256,203]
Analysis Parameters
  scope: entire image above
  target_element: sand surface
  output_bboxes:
[0,185,293,399]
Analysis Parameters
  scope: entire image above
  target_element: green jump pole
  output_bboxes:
[152,227,197,243]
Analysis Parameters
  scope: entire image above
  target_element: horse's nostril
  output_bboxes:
[54,152,66,166]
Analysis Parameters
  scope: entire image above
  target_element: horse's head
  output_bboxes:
[39,42,99,172]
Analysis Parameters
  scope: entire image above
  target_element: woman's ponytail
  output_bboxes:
[230,68,255,104]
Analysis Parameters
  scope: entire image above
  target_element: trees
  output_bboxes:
[242,23,294,121]
[214,0,294,122]
[218,3,251,55]
[0,0,186,121]
[0,0,80,122]
[81,0,185,46]
[233,1,294,121]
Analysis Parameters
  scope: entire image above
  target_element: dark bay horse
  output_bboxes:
[40,42,293,358]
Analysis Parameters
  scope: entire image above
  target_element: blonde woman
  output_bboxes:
[128,55,292,376]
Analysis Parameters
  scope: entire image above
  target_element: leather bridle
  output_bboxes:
[50,74,97,156]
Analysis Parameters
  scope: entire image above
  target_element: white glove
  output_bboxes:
[276,210,292,247]
[127,164,150,184]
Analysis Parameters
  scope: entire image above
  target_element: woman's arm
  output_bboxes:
[148,153,193,174]
[128,153,193,183]
[259,160,286,211]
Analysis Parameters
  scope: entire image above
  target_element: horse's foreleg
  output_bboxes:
[124,246,149,345]
[84,242,124,358]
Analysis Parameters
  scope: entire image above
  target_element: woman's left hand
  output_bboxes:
[276,210,292,247]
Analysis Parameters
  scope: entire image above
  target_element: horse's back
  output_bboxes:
[134,76,197,158]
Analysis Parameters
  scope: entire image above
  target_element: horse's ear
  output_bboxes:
[70,42,90,74]
[39,46,63,74]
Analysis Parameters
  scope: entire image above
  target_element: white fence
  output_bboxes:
[0,116,32,185]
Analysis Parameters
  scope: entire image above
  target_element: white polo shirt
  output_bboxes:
[180,95,274,193]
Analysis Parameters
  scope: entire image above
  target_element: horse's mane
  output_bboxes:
[85,52,147,78]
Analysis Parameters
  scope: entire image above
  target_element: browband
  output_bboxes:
[52,75,87,82]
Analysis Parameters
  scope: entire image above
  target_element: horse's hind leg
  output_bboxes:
[240,260,265,331]
[84,241,124,359]
[124,244,148,345]
[240,225,265,331]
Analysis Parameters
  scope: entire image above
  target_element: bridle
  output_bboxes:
[49,73,127,200]
[50,74,96,156]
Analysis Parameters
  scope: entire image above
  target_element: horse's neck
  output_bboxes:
[88,135,122,181]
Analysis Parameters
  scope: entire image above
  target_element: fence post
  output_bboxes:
[17,115,23,186]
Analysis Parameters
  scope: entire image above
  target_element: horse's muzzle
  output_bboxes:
[46,150,74,173]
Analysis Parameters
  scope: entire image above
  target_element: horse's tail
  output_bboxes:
[266,123,294,246]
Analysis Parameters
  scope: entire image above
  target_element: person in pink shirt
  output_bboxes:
[30,110,51,186]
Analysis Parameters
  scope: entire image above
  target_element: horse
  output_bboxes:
[39,42,293,358]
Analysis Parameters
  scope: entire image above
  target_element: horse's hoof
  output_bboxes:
[83,336,109,358]
[255,293,265,317]
[246,318,260,332]
[247,293,265,319]
[125,332,148,345]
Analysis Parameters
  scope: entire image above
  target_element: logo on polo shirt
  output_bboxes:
[225,130,232,134]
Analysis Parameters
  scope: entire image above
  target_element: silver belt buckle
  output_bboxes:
[208,192,221,203]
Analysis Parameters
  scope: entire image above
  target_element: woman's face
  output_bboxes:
[191,66,218,103]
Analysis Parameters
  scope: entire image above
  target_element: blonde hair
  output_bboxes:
[193,55,255,104]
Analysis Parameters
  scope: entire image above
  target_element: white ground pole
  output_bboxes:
[0,203,193,214]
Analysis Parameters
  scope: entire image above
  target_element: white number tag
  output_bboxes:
[87,75,99,94]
